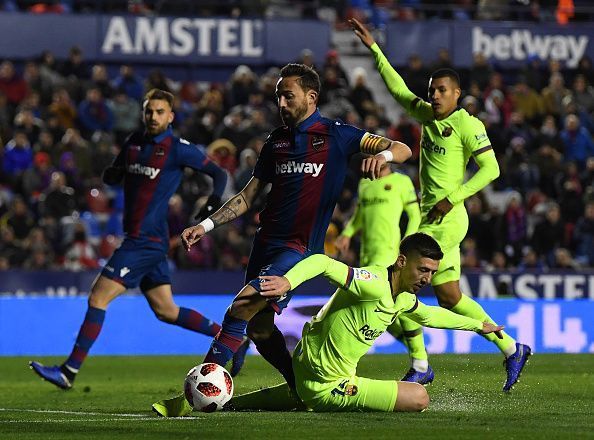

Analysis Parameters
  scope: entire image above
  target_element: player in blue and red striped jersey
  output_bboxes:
[153,63,413,416]
[30,89,229,390]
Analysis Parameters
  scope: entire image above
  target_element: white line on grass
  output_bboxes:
[0,408,147,417]
[1,418,201,423]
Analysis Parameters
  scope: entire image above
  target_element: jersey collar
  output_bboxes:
[148,126,173,143]
[295,108,322,133]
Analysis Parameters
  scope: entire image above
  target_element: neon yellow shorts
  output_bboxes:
[418,203,468,286]
[293,355,398,412]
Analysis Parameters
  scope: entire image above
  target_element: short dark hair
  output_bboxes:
[280,63,321,96]
[430,68,461,88]
[400,233,444,261]
[144,88,174,108]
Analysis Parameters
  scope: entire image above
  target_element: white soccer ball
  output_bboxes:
[184,363,234,412]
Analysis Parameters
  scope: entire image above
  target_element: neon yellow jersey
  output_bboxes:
[342,172,420,267]
[369,43,499,216]
[285,254,483,382]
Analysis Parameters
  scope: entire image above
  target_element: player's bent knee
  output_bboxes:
[394,382,429,412]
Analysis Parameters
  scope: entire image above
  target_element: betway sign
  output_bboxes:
[101,17,263,58]
[472,26,589,68]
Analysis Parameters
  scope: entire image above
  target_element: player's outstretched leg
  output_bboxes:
[502,343,532,392]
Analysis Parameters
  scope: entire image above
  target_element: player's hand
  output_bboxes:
[335,235,351,256]
[349,18,375,49]
[480,322,504,339]
[426,198,453,224]
[361,154,386,180]
[258,275,291,298]
[181,225,206,251]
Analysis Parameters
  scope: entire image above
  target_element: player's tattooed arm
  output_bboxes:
[210,177,264,227]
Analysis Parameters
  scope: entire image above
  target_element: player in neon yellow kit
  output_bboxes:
[153,233,504,415]
[350,18,531,391]
[335,163,427,376]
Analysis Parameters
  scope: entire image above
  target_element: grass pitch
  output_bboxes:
[1,354,592,439]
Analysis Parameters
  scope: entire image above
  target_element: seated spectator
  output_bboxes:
[22,151,54,201]
[63,222,99,271]
[3,131,33,179]
[207,138,237,175]
[560,113,594,169]
[573,201,594,266]
[112,64,143,102]
[77,87,114,139]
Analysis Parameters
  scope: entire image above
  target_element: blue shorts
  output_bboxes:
[101,238,171,291]
[245,242,311,315]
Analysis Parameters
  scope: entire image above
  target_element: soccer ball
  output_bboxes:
[184,363,234,412]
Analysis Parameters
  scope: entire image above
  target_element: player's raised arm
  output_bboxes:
[350,18,433,123]
[359,133,411,180]
[181,176,265,251]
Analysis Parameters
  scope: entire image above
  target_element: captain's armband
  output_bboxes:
[360,133,392,154]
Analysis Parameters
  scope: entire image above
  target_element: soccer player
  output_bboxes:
[350,18,531,391]
[334,163,426,381]
[152,63,412,415]
[156,233,504,415]
[30,89,231,390]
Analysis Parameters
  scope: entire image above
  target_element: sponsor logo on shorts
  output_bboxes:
[104,265,114,272]
[119,267,130,277]
[272,141,291,149]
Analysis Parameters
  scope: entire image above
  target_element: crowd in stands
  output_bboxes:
[2,1,593,25]
[0,27,593,272]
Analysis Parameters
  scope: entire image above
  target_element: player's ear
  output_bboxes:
[396,254,406,270]
[308,90,318,105]
[168,111,175,124]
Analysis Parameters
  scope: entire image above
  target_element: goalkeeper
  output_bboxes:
[350,17,531,391]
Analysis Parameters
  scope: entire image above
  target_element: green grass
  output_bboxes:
[1,354,593,439]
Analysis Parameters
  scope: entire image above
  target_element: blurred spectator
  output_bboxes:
[3,131,33,178]
[63,222,99,270]
[349,67,375,119]
[213,107,250,148]
[509,77,544,125]
[0,225,27,266]
[14,108,44,145]
[560,113,594,168]
[503,137,539,192]
[323,49,349,87]
[573,201,594,266]
[77,87,114,138]
[145,69,172,93]
[531,143,563,197]
[207,138,237,175]
[469,52,493,90]
[520,55,547,93]
[531,202,566,265]
[22,151,54,200]
[234,148,258,192]
[48,88,77,132]
[517,247,546,271]
[112,65,143,102]
[541,73,572,120]
[38,170,76,220]
[571,74,594,116]
[227,65,257,107]
[110,89,141,145]
[0,60,28,110]
[552,248,579,270]
[23,61,53,105]
[401,54,429,99]
[90,64,115,99]
[59,46,89,80]
[0,196,35,240]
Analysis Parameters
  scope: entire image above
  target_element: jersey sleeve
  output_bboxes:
[111,144,126,168]
[253,140,274,183]
[284,255,386,301]
[176,140,227,198]
[334,121,367,157]
[405,298,483,331]
[447,116,500,205]
[370,43,434,123]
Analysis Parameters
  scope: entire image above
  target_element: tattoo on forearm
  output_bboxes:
[211,193,249,227]
[361,134,391,154]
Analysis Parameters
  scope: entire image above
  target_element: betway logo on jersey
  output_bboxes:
[275,161,324,177]
[472,26,588,68]
[128,163,161,179]
[359,324,383,341]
